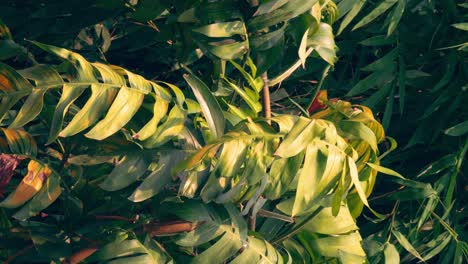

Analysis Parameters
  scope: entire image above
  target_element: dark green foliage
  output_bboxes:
[0,0,466,263]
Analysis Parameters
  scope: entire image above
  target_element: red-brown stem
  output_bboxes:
[4,244,34,264]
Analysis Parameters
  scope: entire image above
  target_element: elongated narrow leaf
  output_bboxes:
[338,0,366,35]
[387,0,405,36]
[392,230,424,261]
[353,0,398,30]
[444,120,468,136]
[367,163,404,178]
[184,73,225,139]
[9,65,62,128]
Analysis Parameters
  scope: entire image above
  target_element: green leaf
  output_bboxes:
[360,35,396,46]
[86,239,148,262]
[248,0,319,31]
[142,105,185,149]
[193,21,245,38]
[275,118,326,158]
[99,154,149,191]
[307,23,337,65]
[417,154,457,177]
[308,231,366,257]
[387,0,405,36]
[264,153,304,200]
[216,137,249,178]
[353,0,398,31]
[444,120,468,136]
[184,73,225,139]
[383,242,400,264]
[303,205,358,235]
[13,173,61,220]
[129,151,184,202]
[0,63,34,122]
[361,49,397,72]
[392,230,424,261]
[339,121,377,152]
[298,28,310,68]
[367,163,404,179]
[292,145,321,216]
[1,128,37,156]
[85,66,152,140]
[452,23,468,31]
[346,70,394,96]
[9,65,62,128]
[338,0,367,35]
[222,78,262,113]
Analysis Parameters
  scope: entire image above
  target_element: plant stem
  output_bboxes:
[306,64,331,111]
[261,72,271,124]
[4,244,34,264]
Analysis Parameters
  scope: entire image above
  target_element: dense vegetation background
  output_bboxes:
[0,0,466,263]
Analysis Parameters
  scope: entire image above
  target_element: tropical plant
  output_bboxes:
[0,0,466,263]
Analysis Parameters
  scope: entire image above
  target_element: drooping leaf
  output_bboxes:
[184,73,225,139]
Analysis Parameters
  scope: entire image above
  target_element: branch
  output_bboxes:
[261,72,271,123]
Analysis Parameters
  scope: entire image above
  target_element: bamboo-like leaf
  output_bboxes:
[346,70,394,96]
[337,0,366,35]
[352,0,398,31]
[184,73,225,139]
[392,230,424,261]
[387,0,405,36]
[222,77,262,113]
[444,120,468,136]
[367,163,404,178]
